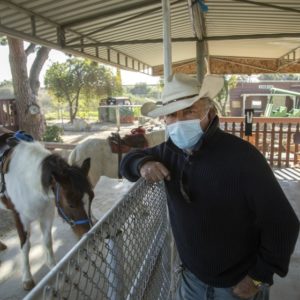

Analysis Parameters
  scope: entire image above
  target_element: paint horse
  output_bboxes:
[0,137,94,290]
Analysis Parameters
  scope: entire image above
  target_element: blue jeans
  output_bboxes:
[175,268,269,300]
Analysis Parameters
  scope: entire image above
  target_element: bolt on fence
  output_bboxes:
[24,179,179,300]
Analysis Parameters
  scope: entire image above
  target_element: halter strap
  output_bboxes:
[54,184,90,226]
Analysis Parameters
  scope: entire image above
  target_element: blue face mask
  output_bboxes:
[167,119,203,149]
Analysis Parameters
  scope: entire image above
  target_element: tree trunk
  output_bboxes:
[29,46,50,97]
[8,38,46,139]
[69,106,74,123]
[67,99,74,123]
[73,88,81,121]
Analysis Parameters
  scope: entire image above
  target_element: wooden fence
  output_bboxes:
[0,99,18,131]
[219,117,300,167]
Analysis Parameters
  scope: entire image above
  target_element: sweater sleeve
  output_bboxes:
[120,145,163,182]
[242,146,300,284]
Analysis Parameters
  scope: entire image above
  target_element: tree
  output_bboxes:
[0,80,14,99]
[0,80,12,87]
[114,68,123,95]
[45,58,115,123]
[130,82,150,95]
[258,74,300,80]
[6,37,50,139]
[215,75,238,116]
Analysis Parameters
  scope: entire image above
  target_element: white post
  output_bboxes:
[162,0,172,84]
[242,94,247,115]
[196,40,205,84]
[116,106,120,132]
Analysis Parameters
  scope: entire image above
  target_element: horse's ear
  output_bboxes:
[81,158,91,176]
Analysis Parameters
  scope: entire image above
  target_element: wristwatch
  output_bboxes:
[251,278,270,290]
[251,279,263,288]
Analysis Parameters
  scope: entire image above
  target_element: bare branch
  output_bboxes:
[25,43,36,56]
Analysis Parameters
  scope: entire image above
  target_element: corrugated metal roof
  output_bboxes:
[204,0,300,58]
[0,0,300,75]
[0,0,196,74]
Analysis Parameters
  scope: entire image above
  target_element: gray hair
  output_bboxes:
[197,97,218,114]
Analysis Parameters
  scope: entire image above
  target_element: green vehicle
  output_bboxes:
[264,88,300,117]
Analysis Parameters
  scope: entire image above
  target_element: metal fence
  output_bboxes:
[24,179,178,300]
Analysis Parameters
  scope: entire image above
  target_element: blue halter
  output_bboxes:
[13,130,34,142]
[55,184,91,226]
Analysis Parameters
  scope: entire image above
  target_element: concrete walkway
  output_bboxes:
[0,168,299,300]
[0,212,79,300]
[270,167,300,300]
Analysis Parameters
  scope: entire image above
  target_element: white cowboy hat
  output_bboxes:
[141,73,224,118]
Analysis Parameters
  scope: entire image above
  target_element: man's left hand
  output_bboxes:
[232,275,259,299]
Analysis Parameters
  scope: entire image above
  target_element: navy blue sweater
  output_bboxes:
[120,117,299,287]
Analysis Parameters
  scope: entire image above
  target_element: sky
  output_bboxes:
[0,45,160,86]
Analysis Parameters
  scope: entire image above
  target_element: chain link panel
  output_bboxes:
[25,179,178,300]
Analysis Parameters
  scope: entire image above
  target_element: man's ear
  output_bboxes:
[207,108,216,121]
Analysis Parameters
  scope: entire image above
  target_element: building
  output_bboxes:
[229,81,300,116]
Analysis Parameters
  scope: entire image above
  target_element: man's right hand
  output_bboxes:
[140,161,171,183]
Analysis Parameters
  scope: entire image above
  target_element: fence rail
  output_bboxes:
[219,117,300,167]
[0,99,18,131]
[24,179,175,300]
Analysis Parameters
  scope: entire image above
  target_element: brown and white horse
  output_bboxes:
[0,141,94,290]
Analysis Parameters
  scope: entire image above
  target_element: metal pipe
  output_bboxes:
[196,40,205,84]
[162,0,172,84]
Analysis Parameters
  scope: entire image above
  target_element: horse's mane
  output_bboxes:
[41,154,92,198]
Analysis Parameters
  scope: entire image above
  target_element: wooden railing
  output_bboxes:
[43,142,76,151]
[0,99,18,131]
[219,117,300,167]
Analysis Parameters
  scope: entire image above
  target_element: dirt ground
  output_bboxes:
[57,119,163,143]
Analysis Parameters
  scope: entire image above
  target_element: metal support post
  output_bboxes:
[162,0,172,84]
[116,106,120,132]
[196,40,206,84]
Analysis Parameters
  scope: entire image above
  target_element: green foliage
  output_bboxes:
[0,80,14,99]
[42,125,63,142]
[77,110,98,120]
[45,58,117,122]
[257,74,300,81]
[0,80,12,87]
[130,82,150,95]
[215,75,238,116]
[0,36,7,46]
[114,68,123,95]
[132,106,141,118]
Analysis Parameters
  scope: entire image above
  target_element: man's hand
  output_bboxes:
[140,161,171,183]
[232,275,259,299]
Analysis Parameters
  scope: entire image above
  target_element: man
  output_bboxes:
[120,73,299,300]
